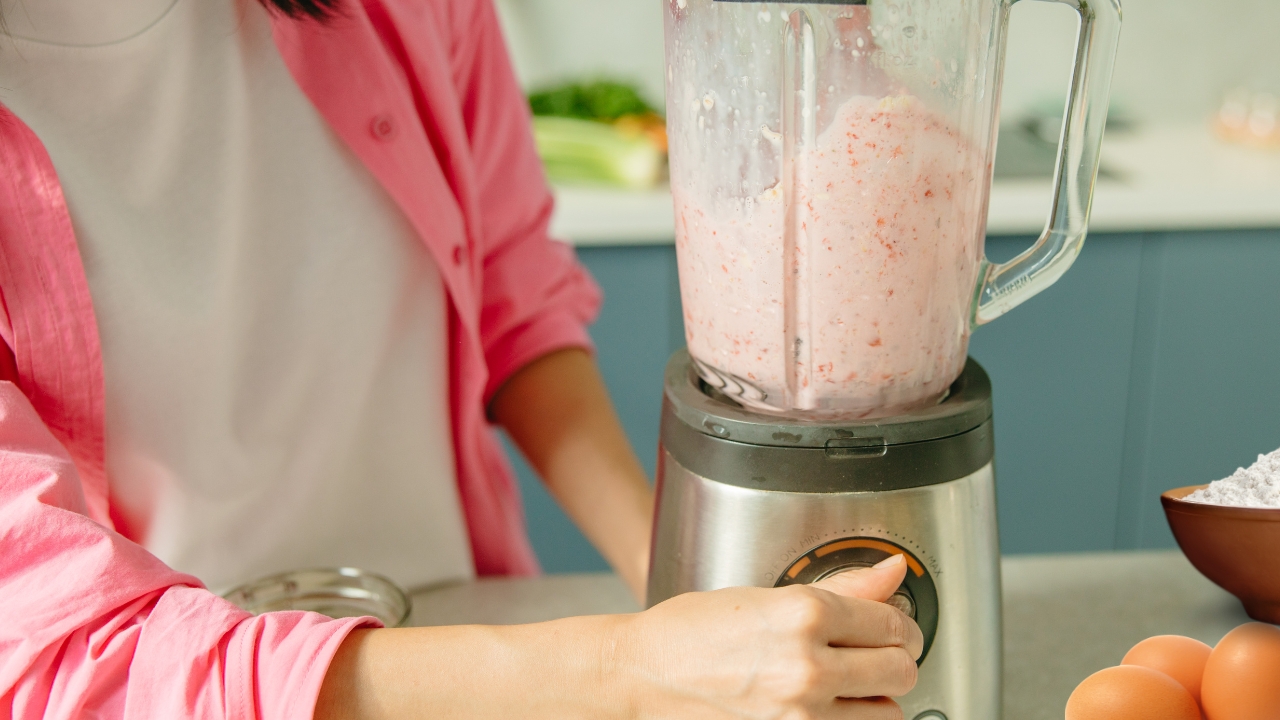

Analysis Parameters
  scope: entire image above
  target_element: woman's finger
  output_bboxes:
[812,554,909,603]
[823,645,920,699]
[815,592,924,659]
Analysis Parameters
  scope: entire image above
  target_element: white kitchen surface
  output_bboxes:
[550,123,1280,246]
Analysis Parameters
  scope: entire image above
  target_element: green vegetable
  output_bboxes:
[529,81,656,122]
[532,116,662,190]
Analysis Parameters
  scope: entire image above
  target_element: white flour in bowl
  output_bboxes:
[1184,448,1280,508]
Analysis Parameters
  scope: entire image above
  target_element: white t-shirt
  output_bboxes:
[0,0,475,593]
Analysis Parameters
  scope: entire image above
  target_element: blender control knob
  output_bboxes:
[773,537,939,664]
[888,589,917,619]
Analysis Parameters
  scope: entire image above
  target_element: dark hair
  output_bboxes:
[265,0,341,19]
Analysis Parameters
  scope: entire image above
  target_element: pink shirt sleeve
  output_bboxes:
[0,382,379,720]
[447,0,605,403]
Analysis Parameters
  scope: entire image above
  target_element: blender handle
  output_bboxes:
[972,0,1123,326]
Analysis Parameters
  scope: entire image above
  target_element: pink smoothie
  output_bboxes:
[675,95,989,417]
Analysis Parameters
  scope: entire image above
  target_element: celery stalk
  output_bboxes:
[533,116,662,190]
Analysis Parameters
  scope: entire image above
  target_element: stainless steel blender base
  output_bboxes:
[647,452,1002,720]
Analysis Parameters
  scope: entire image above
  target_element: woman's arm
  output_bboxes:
[0,381,375,720]
[489,348,654,598]
[315,556,921,720]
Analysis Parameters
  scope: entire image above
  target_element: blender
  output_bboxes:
[647,1,1121,718]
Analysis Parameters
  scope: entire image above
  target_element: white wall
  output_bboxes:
[495,0,667,105]
[1106,0,1280,120]
[1004,0,1280,121]
[496,0,1280,124]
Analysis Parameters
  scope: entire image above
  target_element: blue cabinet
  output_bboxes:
[509,230,1280,572]
[1113,231,1280,548]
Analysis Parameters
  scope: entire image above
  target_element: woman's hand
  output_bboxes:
[613,554,922,719]
[315,556,921,720]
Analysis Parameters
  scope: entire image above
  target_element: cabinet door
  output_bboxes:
[1117,229,1280,548]
[970,234,1144,553]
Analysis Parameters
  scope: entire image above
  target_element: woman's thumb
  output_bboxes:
[810,554,909,603]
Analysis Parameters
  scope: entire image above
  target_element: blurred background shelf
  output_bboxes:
[549,186,673,246]
[552,123,1280,245]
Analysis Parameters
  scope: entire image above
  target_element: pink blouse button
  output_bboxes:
[369,114,397,141]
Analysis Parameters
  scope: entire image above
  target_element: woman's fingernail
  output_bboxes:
[873,554,906,569]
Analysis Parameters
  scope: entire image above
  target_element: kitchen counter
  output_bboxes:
[409,550,1249,719]
[549,123,1280,245]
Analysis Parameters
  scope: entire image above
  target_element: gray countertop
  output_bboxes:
[409,550,1249,719]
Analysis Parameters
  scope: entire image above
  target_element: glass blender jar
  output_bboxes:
[667,0,1121,418]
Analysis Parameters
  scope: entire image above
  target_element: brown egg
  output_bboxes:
[1066,665,1201,720]
[1122,635,1213,704]
[1202,622,1280,720]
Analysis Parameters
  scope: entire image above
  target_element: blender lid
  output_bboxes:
[663,349,992,449]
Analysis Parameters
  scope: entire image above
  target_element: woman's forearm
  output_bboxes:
[489,348,654,598]
[314,559,921,720]
[314,617,630,720]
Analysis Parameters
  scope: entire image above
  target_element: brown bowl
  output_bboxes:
[1162,485,1280,623]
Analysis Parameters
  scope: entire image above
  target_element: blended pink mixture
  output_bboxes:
[675,95,989,417]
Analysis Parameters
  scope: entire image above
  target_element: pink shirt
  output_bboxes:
[0,1,602,717]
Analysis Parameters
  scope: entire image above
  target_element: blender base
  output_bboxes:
[647,350,1002,720]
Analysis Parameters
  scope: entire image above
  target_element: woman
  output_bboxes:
[0,0,921,717]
